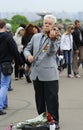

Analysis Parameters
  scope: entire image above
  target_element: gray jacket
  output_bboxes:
[24,32,60,81]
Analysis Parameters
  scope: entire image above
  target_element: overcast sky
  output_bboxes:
[0,0,83,13]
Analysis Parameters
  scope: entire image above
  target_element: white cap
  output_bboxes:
[6,23,12,31]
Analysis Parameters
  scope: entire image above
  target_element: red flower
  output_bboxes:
[46,112,55,124]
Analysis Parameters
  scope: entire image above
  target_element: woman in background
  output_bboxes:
[22,24,40,82]
[13,26,25,79]
[60,25,74,78]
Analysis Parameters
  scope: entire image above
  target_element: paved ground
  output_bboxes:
[0,67,83,130]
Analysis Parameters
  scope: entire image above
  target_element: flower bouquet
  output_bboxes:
[5,112,55,130]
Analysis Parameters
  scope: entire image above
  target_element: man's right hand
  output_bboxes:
[28,55,34,63]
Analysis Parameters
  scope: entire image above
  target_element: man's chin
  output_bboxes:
[45,30,50,34]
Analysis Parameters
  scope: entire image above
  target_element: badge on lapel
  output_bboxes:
[42,44,49,52]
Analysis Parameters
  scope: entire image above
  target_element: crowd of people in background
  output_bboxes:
[59,20,83,78]
[5,19,83,81]
[0,15,83,130]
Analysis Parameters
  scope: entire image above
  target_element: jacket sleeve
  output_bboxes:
[7,35,23,65]
[23,36,33,60]
[72,29,80,50]
[60,34,65,50]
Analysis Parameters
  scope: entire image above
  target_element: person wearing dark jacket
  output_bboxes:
[72,20,83,78]
[0,19,23,115]
[6,23,14,91]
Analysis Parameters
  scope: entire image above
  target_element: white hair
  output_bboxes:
[44,14,57,24]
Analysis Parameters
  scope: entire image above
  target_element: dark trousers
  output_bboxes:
[33,78,59,123]
[14,62,24,78]
[14,62,19,78]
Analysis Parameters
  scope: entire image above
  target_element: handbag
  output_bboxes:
[1,62,13,76]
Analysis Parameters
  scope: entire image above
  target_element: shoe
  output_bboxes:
[19,77,24,80]
[74,74,81,78]
[55,123,60,129]
[3,106,8,109]
[8,88,13,91]
[68,74,74,78]
[15,77,19,80]
[0,110,6,115]
[26,76,32,83]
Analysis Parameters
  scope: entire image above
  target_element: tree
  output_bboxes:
[3,18,10,23]
[64,19,72,24]
[57,18,63,23]
[10,15,30,32]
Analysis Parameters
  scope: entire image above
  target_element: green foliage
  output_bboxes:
[3,18,10,23]
[57,18,63,23]
[11,24,20,33]
[10,14,30,33]
[64,19,72,24]
[11,14,29,25]
[2,14,74,33]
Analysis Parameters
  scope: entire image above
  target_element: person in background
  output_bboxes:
[60,25,74,78]
[33,25,40,34]
[57,23,65,34]
[24,15,60,129]
[22,24,36,83]
[13,27,25,80]
[38,24,43,32]
[72,20,83,78]
[0,19,23,115]
[6,23,14,91]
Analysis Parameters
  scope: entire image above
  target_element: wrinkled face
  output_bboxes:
[43,18,55,33]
